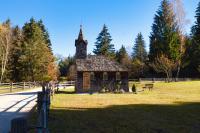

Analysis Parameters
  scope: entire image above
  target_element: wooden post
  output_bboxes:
[37,92,43,114]
[11,117,28,133]
[34,81,36,88]
[10,82,13,93]
[29,82,31,89]
[23,82,25,90]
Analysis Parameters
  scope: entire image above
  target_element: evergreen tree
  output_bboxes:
[8,26,23,81]
[58,55,75,77]
[132,33,147,62]
[149,0,181,62]
[37,20,52,51]
[93,24,115,59]
[190,1,200,74]
[116,45,129,63]
[19,18,56,81]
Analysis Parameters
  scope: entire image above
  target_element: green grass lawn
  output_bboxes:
[0,86,22,94]
[0,86,30,94]
[33,81,200,133]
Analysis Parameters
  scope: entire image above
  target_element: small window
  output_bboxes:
[103,72,108,81]
[116,72,121,81]
[91,72,95,81]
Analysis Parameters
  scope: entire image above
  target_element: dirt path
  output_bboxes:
[0,88,42,133]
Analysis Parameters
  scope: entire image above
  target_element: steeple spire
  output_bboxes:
[75,25,88,59]
[78,25,83,40]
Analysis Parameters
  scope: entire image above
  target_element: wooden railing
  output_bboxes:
[10,83,51,133]
[129,78,200,82]
[56,81,75,91]
[0,82,39,93]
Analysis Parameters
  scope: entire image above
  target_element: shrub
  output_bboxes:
[132,84,137,93]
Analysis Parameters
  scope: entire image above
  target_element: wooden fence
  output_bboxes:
[0,82,38,93]
[56,81,75,89]
[10,84,51,133]
[129,78,200,82]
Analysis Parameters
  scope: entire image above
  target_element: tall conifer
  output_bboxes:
[132,33,147,62]
[190,2,200,73]
[93,24,115,59]
[149,0,181,62]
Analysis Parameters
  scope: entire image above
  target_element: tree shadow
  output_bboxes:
[49,102,200,133]
[55,90,76,94]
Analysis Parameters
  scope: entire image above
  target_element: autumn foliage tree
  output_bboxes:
[0,18,58,82]
[0,20,12,82]
[151,54,178,82]
[19,18,57,81]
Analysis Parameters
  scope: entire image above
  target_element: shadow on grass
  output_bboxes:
[55,90,76,94]
[49,102,200,133]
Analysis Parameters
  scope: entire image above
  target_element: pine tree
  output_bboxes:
[8,26,23,81]
[190,2,200,74]
[149,0,181,62]
[116,45,129,63]
[20,18,56,81]
[132,33,147,62]
[37,20,52,51]
[93,24,115,59]
[58,55,75,77]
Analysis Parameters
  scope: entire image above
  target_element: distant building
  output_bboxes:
[75,26,129,93]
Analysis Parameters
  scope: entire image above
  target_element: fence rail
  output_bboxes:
[56,81,75,87]
[129,78,200,82]
[36,85,51,133]
[56,81,75,91]
[10,83,51,133]
[0,82,39,93]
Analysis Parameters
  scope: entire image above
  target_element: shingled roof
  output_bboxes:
[76,55,128,72]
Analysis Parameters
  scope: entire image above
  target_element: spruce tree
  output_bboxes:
[37,20,52,51]
[93,24,115,59]
[116,45,129,63]
[149,0,181,62]
[190,2,200,73]
[20,18,56,81]
[8,26,23,81]
[132,33,147,62]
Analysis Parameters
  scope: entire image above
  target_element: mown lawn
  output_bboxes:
[0,86,34,94]
[0,86,23,94]
[44,82,200,133]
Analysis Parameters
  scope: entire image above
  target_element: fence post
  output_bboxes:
[11,117,28,133]
[23,82,25,90]
[10,82,13,93]
[34,81,36,88]
[37,92,43,114]
[29,82,31,89]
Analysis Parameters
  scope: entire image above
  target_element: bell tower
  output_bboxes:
[75,25,88,59]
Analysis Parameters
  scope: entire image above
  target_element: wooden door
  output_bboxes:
[83,72,90,90]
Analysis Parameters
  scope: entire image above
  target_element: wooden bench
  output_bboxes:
[143,84,154,91]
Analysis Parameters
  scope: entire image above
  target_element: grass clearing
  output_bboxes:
[0,87,23,94]
[0,87,35,94]
[36,81,200,133]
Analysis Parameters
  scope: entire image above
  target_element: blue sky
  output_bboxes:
[0,0,198,57]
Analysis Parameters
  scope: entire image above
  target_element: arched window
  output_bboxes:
[103,72,108,81]
[91,72,95,81]
[116,72,121,81]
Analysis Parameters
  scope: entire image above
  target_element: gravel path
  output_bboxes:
[0,88,42,133]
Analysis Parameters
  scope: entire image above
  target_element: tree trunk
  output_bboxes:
[176,63,181,81]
